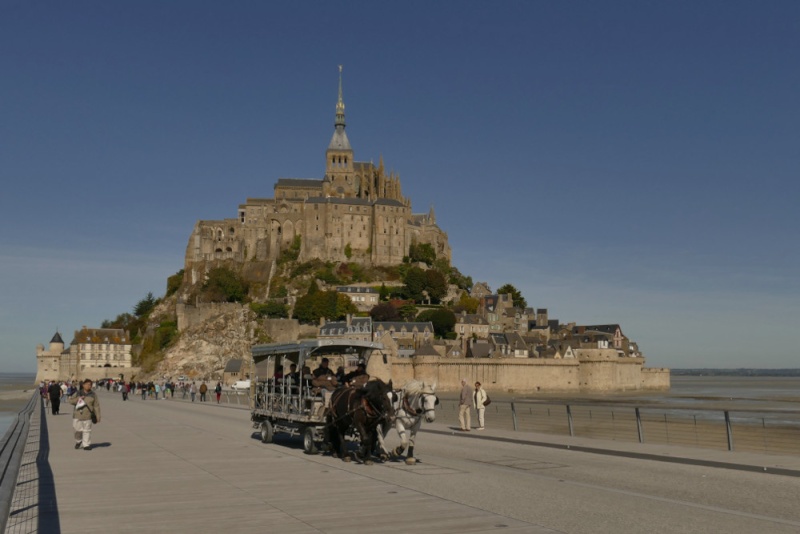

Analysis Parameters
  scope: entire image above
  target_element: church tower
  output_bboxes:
[324,65,355,197]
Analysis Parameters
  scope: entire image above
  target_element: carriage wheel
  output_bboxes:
[303,427,318,454]
[260,421,273,444]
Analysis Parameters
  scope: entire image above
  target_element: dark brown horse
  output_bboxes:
[326,379,394,465]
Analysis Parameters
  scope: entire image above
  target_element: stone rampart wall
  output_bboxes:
[385,356,669,394]
[177,302,243,331]
[641,367,671,390]
[261,318,299,343]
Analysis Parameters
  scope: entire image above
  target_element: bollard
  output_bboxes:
[511,399,518,431]
[725,410,734,451]
[566,405,574,437]
[635,407,644,443]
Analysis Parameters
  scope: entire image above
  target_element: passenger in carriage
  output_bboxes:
[288,364,300,393]
[343,363,368,387]
[335,366,346,385]
[313,358,334,380]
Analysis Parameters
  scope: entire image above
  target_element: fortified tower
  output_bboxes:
[35,331,65,383]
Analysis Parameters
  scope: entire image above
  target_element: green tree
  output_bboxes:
[497,283,527,309]
[398,303,418,322]
[416,308,456,338]
[453,292,479,314]
[408,241,436,265]
[370,302,401,322]
[166,269,185,297]
[293,289,356,324]
[403,266,427,302]
[424,269,448,303]
[134,292,158,317]
[448,266,473,290]
[344,243,353,259]
[202,267,249,303]
[101,312,138,330]
[278,235,302,265]
[378,283,390,301]
[250,301,289,319]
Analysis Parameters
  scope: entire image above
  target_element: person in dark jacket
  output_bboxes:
[48,381,62,415]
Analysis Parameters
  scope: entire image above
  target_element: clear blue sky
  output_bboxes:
[2,1,798,372]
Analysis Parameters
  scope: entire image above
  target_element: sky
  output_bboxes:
[1,1,798,372]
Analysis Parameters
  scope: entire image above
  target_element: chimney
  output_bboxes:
[346,314,352,327]
[320,317,326,327]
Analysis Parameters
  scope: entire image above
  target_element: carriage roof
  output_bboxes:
[251,339,384,367]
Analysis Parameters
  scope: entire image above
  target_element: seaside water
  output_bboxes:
[0,372,37,437]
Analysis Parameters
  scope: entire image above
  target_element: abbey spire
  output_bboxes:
[327,65,352,152]
[325,65,354,196]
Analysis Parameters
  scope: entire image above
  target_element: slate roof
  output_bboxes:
[374,321,433,333]
[574,324,621,335]
[306,197,373,206]
[320,317,373,336]
[50,332,64,344]
[468,342,492,358]
[375,198,405,207]
[275,178,324,188]
[414,343,440,357]
[71,328,129,345]
[489,333,508,345]
[456,313,488,325]
[328,127,352,151]
[506,332,528,350]
[337,286,378,294]
[223,359,244,373]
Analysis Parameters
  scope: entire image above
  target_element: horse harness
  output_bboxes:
[328,387,391,427]
[400,392,438,418]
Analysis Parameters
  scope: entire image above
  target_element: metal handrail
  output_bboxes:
[0,392,38,532]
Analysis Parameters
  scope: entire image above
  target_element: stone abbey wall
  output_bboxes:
[378,356,669,394]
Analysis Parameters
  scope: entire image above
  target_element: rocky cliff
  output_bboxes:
[153,303,259,380]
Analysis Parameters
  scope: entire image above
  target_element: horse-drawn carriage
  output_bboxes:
[251,339,438,464]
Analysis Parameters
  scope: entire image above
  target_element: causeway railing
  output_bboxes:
[112,388,800,455]
[0,393,38,533]
[435,399,800,455]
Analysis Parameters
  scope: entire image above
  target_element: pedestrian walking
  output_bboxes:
[48,381,62,415]
[458,378,473,431]
[214,382,222,404]
[190,382,197,402]
[474,382,488,430]
[69,379,101,450]
[199,381,208,402]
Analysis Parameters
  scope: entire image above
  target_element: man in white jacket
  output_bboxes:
[473,382,487,430]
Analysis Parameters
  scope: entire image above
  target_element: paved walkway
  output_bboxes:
[5,394,546,533]
[6,391,800,533]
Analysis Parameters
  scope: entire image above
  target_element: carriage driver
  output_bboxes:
[312,358,338,414]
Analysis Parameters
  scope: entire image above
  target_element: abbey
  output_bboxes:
[184,68,450,275]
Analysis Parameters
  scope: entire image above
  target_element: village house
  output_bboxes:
[336,286,379,312]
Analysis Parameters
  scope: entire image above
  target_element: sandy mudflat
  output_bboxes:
[0,389,36,416]
[434,399,800,455]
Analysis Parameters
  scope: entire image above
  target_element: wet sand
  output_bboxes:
[432,399,800,454]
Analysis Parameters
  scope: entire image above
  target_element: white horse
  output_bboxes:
[377,380,438,465]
